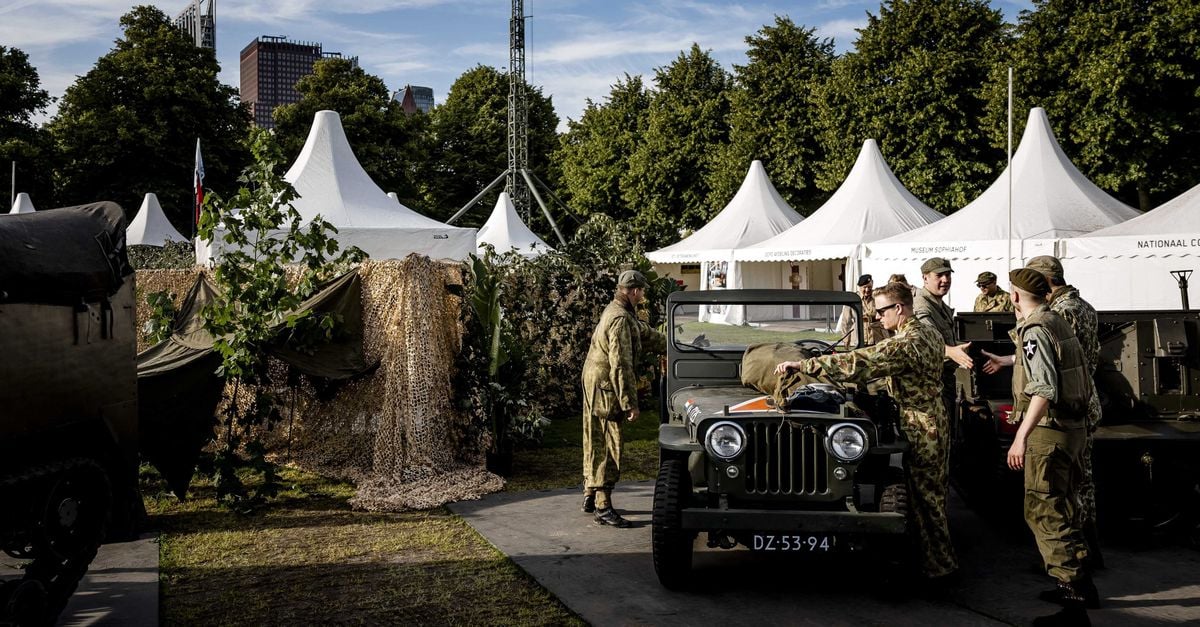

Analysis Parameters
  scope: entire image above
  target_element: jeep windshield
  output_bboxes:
[666,289,863,352]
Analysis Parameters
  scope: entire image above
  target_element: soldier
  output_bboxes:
[888,273,911,289]
[974,271,1014,313]
[913,258,973,422]
[775,282,959,583]
[836,274,892,347]
[581,270,666,527]
[994,268,1099,621]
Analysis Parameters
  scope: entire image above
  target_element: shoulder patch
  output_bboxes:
[1023,339,1038,360]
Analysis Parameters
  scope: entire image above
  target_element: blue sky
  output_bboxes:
[2,0,1031,129]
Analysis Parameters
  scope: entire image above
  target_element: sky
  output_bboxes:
[2,0,1032,130]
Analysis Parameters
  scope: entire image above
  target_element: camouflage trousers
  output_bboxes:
[582,382,622,503]
[902,412,959,578]
[1025,425,1089,583]
[1077,394,1102,528]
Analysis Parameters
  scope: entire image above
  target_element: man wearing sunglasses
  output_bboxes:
[775,282,959,587]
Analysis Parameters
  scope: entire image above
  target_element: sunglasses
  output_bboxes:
[874,303,900,317]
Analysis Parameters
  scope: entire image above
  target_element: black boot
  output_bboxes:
[1038,578,1100,610]
[594,508,632,528]
[581,492,595,513]
[1082,522,1105,571]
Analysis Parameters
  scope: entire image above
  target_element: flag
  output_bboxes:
[193,138,205,227]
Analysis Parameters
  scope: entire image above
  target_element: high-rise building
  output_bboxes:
[395,84,435,115]
[173,0,215,50]
[239,36,357,129]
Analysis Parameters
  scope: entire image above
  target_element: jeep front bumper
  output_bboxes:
[681,509,906,534]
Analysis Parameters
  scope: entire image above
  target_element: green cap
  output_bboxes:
[920,257,953,275]
[617,270,649,289]
[1009,268,1050,297]
[1025,255,1064,281]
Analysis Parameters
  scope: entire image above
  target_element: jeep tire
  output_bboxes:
[652,458,693,590]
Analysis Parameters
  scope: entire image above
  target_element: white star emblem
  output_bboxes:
[1023,340,1037,359]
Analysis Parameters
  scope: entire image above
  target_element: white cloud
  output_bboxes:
[816,17,866,45]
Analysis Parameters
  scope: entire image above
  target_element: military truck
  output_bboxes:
[653,290,912,590]
[0,203,140,625]
[952,309,1200,542]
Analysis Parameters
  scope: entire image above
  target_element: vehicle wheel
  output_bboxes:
[879,480,908,517]
[652,458,693,590]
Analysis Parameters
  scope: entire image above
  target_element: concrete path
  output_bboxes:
[450,482,1200,626]
[58,534,159,626]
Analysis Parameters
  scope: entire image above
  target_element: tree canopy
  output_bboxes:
[47,5,249,230]
[0,46,54,207]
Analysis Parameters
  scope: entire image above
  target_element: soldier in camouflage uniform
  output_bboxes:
[776,282,959,580]
[581,270,666,528]
[1027,256,1103,569]
[1001,269,1099,618]
[974,271,1015,313]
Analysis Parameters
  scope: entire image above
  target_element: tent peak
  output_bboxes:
[9,192,36,214]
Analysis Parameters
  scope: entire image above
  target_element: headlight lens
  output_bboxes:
[705,422,745,460]
[826,423,867,461]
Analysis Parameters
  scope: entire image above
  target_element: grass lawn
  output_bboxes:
[147,406,661,624]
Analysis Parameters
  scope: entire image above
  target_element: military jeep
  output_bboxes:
[653,289,912,590]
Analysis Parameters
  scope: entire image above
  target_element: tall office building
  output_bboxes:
[240,36,357,129]
[396,84,435,115]
[173,0,216,50]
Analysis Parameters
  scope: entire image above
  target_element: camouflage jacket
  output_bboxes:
[798,318,948,435]
[974,289,1014,313]
[1049,286,1099,375]
[582,300,665,413]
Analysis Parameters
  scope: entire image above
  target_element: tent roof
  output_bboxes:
[9,193,35,214]
[1084,181,1200,238]
[476,191,551,257]
[284,110,459,230]
[127,193,187,246]
[647,160,803,263]
[738,139,943,261]
[876,108,1139,245]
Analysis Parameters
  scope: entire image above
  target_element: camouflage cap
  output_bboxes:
[975,271,997,286]
[1025,255,1064,281]
[617,269,649,289]
[1009,268,1050,297]
[920,257,953,275]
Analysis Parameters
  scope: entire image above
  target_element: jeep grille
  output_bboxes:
[744,420,829,495]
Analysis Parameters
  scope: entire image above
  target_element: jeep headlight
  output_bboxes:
[705,421,745,461]
[825,423,867,462]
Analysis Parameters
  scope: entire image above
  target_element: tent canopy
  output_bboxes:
[1066,180,1200,254]
[872,107,1139,254]
[647,160,803,263]
[476,191,551,257]
[737,139,943,262]
[9,192,35,214]
[127,193,187,246]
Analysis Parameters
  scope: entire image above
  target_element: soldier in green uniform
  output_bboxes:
[836,274,892,346]
[973,271,1014,313]
[913,258,973,426]
[1000,269,1099,620]
[581,270,666,527]
[775,282,959,582]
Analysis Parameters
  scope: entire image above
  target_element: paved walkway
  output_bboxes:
[58,534,158,626]
[450,481,1200,626]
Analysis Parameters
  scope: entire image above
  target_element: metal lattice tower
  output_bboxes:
[507,0,530,220]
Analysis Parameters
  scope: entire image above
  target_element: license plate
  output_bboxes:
[751,534,835,552]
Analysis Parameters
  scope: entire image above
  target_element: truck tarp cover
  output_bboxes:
[0,202,130,304]
[137,270,373,496]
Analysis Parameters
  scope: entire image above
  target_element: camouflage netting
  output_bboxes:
[134,256,504,512]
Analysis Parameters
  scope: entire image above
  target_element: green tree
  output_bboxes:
[272,58,429,208]
[984,0,1200,210]
[0,46,54,207]
[623,44,733,248]
[816,0,1010,213]
[553,74,651,223]
[198,128,364,504]
[48,5,249,231]
[710,17,835,215]
[419,65,559,228]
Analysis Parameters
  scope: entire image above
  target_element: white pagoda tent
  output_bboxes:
[476,191,551,257]
[862,108,1140,311]
[1059,181,1200,310]
[736,139,944,292]
[127,193,187,246]
[8,193,35,214]
[197,110,475,264]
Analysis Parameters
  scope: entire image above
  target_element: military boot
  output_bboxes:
[594,508,632,528]
[581,492,596,514]
[1038,577,1100,609]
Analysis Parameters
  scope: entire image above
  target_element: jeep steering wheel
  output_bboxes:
[793,338,836,355]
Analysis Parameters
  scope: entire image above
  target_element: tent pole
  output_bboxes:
[527,169,584,225]
[520,168,566,245]
[10,161,14,209]
[1007,66,1013,272]
[447,171,508,224]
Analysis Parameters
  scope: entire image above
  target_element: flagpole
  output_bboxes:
[10,161,14,210]
[1007,66,1013,272]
